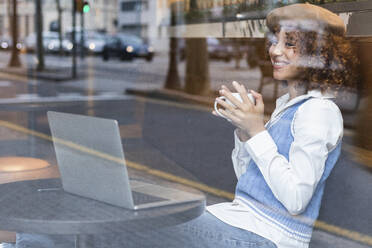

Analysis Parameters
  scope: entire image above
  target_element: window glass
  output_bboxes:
[0,0,371,247]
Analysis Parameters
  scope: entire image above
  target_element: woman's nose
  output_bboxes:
[271,42,284,56]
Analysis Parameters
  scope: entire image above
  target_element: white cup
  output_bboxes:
[214,92,255,119]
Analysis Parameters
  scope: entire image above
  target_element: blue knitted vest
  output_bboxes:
[235,98,341,242]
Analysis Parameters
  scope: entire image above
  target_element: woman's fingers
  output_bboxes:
[220,85,245,110]
[250,90,264,109]
[217,108,241,124]
[219,83,262,117]
[232,81,253,106]
[216,97,235,112]
[216,98,246,120]
[216,84,265,136]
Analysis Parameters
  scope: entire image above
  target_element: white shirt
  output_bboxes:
[207,90,343,248]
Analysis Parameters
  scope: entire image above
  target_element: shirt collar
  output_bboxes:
[307,89,335,99]
[273,89,335,120]
[277,89,334,108]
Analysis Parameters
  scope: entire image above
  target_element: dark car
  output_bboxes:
[102,34,154,62]
[207,38,233,62]
[178,38,233,62]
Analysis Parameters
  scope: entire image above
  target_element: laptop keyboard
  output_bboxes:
[132,191,168,205]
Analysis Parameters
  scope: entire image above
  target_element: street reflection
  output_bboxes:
[0,0,371,247]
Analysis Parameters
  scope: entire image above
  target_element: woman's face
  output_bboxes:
[269,29,301,81]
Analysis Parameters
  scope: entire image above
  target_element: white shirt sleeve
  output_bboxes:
[243,99,343,215]
[232,130,252,179]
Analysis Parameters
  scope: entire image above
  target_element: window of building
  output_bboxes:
[121,0,148,12]
[120,23,148,39]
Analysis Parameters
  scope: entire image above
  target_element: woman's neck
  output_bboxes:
[287,80,306,100]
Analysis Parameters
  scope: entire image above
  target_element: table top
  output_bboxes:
[0,179,205,235]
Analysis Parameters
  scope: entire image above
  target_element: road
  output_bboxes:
[0,51,370,247]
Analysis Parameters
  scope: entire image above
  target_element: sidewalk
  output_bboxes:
[0,52,86,82]
[0,66,80,82]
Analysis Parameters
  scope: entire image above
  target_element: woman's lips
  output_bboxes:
[272,61,289,70]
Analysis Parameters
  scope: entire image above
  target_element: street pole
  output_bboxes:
[80,11,85,59]
[164,2,181,90]
[137,2,141,38]
[56,0,63,56]
[72,0,77,78]
[35,0,45,71]
[8,0,21,67]
[103,4,108,32]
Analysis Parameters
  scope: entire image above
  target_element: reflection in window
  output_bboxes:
[120,0,148,12]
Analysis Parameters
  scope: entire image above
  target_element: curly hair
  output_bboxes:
[266,25,360,93]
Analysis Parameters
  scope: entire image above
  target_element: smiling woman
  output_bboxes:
[266,5,359,93]
[209,3,357,248]
[268,30,301,81]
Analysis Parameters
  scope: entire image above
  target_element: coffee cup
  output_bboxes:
[214,92,255,119]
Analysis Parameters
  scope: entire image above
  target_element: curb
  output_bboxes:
[0,68,85,82]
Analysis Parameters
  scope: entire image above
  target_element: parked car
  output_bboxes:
[46,38,74,54]
[25,32,60,53]
[85,31,106,54]
[179,38,233,62]
[65,30,106,55]
[102,33,154,62]
[0,36,24,52]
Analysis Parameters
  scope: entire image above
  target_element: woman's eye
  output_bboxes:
[270,38,278,45]
[267,34,278,45]
[285,42,295,48]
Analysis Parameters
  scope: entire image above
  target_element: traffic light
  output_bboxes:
[76,0,90,13]
[83,1,90,13]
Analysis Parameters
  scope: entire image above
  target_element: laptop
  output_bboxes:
[47,111,204,210]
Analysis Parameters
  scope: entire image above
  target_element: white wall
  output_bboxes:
[0,0,118,39]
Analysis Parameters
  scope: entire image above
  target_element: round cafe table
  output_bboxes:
[0,178,205,248]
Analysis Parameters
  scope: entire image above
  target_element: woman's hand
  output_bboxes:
[212,81,266,141]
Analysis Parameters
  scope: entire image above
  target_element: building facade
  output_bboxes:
[117,0,172,51]
[0,0,119,39]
